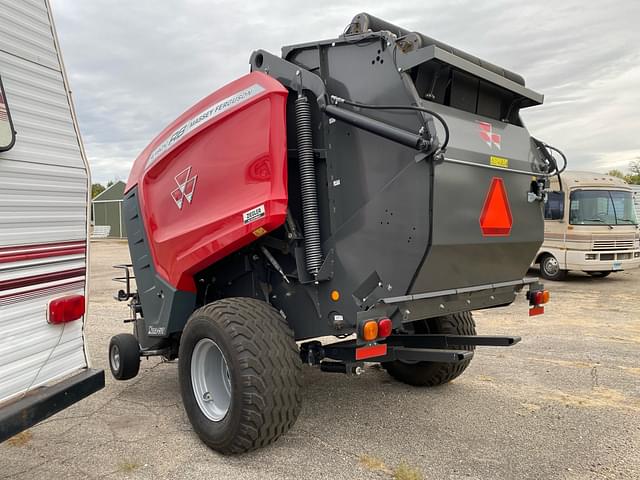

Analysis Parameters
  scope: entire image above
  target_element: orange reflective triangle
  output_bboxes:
[479,177,512,236]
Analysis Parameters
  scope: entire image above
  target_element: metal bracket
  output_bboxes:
[315,249,335,282]
[112,264,136,301]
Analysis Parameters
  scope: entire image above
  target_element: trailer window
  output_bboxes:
[0,75,15,152]
[569,190,638,225]
[544,191,564,220]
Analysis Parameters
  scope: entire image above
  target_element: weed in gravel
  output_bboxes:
[393,462,423,480]
[119,460,141,473]
[360,454,391,474]
[6,431,32,446]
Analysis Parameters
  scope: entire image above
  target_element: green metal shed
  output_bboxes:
[92,181,126,238]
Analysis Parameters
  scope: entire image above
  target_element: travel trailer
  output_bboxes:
[0,0,103,442]
[534,171,640,280]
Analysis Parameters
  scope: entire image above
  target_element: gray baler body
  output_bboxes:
[120,13,551,348]
[246,18,547,339]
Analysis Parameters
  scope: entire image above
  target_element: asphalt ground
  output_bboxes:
[1,240,638,479]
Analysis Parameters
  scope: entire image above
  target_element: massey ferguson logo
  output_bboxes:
[478,121,501,149]
[171,166,197,210]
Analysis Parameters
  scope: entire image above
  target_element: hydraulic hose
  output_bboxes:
[330,95,450,152]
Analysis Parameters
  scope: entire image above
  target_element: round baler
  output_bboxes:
[109,13,563,453]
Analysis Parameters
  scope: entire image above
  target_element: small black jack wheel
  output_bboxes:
[109,333,141,380]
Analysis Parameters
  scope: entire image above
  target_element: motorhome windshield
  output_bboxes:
[569,189,638,225]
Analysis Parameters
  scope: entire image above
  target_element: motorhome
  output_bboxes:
[534,171,640,280]
[0,0,103,442]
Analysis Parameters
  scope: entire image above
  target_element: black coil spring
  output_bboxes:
[294,96,323,275]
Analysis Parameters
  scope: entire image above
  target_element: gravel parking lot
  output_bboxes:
[1,240,638,479]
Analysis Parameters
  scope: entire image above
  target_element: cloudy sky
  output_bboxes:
[49,0,640,184]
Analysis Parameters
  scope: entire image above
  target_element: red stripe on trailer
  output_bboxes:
[0,280,85,303]
[0,268,86,292]
[355,343,387,360]
[0,247,86,264]
[0,240,86,253]
[0,241,86,264]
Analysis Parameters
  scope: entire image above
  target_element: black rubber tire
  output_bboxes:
[178,297,302,454]
[109,333,140,380]
[587,271,611,278]
[382,312,476,387]
[539,254,567,281]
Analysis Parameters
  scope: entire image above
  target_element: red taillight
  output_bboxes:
[48,295,85,324]
[531,290,550,305]
[532,291,542,304]
[378,318,392,338]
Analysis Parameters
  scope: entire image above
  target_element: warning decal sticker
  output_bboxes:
[243,204,266,225]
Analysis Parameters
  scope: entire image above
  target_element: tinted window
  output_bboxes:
[544,191,564,220]
[569,190,637,225]
[0,75,15,152]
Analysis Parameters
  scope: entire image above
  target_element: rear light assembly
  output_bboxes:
[377,318,392,338]
[527,287,549,317]
[48,294,85,324]
[358,317,393,342]
[530,290,550,305]
[362,320,378,341]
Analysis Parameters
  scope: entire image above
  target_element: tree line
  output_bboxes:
[608,159,640,185]
[91,179,118,198]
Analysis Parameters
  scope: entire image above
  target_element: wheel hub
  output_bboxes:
[110,345,120,371]
[544,257,559,276]
[191,338,231,422]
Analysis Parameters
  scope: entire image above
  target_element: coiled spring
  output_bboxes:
[294,95,323,276]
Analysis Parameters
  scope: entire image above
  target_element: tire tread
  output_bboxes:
[181,297,301,454]
[382,312,476,387]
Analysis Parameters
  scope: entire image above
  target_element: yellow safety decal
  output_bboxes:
[252,227,268,237]
[490,156,509,168]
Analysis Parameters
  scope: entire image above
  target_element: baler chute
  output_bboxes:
[109,13,562,453]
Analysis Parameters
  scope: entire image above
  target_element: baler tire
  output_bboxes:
[382,312,476,387]
[108,333,140,381]
[539,254,567,281]
[178,297,302,454]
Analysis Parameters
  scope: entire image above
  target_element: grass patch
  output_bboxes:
[360,455,423,480]
[6,430,32,446]
[393,462,423,480]
[360,454,391,474]
[119,460,141,473]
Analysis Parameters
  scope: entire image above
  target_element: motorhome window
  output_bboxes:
[0,75,15,152]
[569,190,638,225]
[544,191,564,220]
[610,190,638,224]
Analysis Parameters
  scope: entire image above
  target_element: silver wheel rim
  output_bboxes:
[110,344,120,372]
[543,256,559,276]
[191,338,231,422]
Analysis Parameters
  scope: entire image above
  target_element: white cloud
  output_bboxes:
[49,0,640,183]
